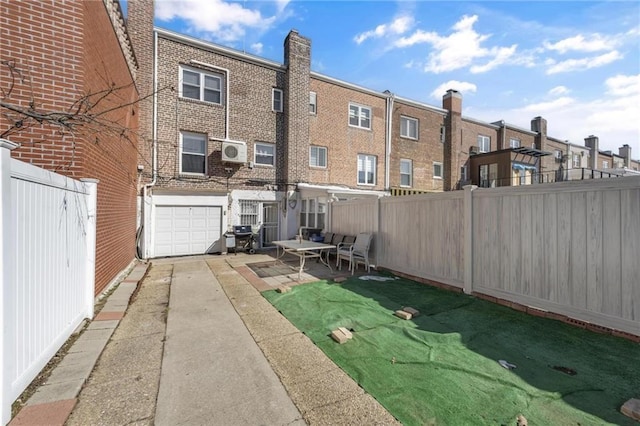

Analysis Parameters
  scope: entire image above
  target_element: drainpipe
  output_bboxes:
[385,92,395,190]
[141,31,159,259]
[189,60,231,140]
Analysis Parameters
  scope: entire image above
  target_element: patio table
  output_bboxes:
[272,239,336,280]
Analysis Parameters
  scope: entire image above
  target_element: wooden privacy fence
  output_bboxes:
[327,176,640,337]
[0,140,97,425]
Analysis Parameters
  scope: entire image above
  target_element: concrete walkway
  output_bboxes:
[10,254,399,425]
[155,259,303,425]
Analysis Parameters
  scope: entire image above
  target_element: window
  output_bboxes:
[272,89,283,112]
[300,198,326,229]
[357,154,376,185]
[310,146,327,168]
[309,91,317,114]
[479,163,498,187]
[400,116,418,139]
[461,165,467,182]
[255,143,275,166]
[433,162,443,179]
[180,132,207,174]
[509,138,520,148]
[478,135,490,153]
[400,159,412,187]
[555,150,562,159]
[349,104,371,129]
[440,125,446,143]
[602,161,609,169]
[572,153,580,168]
[180,66,222,104]
[239,200,259,225]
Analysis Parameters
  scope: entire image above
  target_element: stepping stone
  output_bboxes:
[402,307,420,317]
[394,310,412,320]
[331,327,353,344]
[621,399,640,421]
[276,285,291,293]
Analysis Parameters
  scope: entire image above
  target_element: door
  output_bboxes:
[261,202,279,246]
[154,205,222,257]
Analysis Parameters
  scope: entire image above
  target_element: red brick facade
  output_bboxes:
[1,0,139,295]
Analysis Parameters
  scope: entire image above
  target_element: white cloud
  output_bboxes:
[548,86,569,96]
[605,74,639,96]
[155,0,278,42]
[546,50,623,74]
[354,15,415,45]
[430,80,477,99]
[250,42,263,54]
[466,77,640,154]
[543,34,618,53]
[394,15,518,74]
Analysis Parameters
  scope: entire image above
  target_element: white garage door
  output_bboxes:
[154,205,222,257]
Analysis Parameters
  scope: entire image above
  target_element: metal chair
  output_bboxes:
[337,233,372,274]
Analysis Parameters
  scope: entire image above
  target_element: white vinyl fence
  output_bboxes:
[1,140,97,425]
[328,176,640,337]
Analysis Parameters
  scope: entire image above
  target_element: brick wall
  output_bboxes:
[1,0,84,174]
[83,0,138,294]
[390,101,445,191]
[309,77,387,190]
[153,35,286,191]
[1,0,138,295]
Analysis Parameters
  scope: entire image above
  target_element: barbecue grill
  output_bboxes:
[227,225,256,254]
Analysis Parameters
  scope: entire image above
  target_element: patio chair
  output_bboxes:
[322,234,344,261]
[336,233,372,274]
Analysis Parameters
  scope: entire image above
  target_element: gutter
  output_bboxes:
[385,92,395,190]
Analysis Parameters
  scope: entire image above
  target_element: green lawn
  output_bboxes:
[263,277,639,425]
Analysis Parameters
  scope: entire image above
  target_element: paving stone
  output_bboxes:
[27,379,85,405]
[394,310,412,320]
[11,399,77,425]
[621,398,640,421]
[402,307,420,317]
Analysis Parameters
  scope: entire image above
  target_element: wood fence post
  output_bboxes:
[463,185,477,294]
[0,139,18,426]
[80,178,99,320]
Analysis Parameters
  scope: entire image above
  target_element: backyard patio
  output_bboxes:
[252,268,639,425]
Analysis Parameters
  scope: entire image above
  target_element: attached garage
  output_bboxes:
[149,193,227,258]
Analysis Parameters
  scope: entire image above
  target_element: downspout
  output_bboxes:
[385,92,394,190]
[141,31,159,259]
[189,60,231,140]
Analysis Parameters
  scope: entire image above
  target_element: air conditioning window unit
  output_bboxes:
[469,146,479,155]
[222,141,247,163]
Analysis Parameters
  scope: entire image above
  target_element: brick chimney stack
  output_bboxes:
[619,144,632,168]
[442,90,462,190]
[283,30,311,186]
[585,135,599,169]
[126,0,155,185]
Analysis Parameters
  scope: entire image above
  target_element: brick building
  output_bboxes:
[1,0,139,294]
[126,0,639,258]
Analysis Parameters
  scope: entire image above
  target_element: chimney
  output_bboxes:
[442,90,462,190]
[283,30,311,185]
[585,135,599,169]
[442,89,462,114]
[619,144,632,168]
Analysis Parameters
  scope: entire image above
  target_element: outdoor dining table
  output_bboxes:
[272,239,336,280]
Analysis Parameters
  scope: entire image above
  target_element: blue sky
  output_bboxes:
[127,0,640,156]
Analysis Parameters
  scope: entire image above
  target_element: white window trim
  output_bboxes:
[555,150,562,159]
[254,142,275,167]
[179,131,207,176]
[309,91,317,115]
[357,154,376,186]
[509,138,520,148]
[602,161,609,169]
[400,159,412,187]
[179,65,223,105]
[272,88,283,112]
[433,162,443,179]
[310,145,327,168]
[349,103,372,130]
[478,135,490,153]
[400,116,419,140]
[299,197,327,230]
